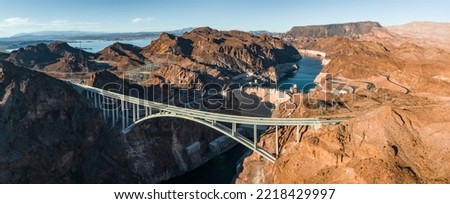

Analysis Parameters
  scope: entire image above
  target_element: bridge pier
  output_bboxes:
[121,99,125,130]
[275,125,279,158]
[109,98,113,119]
[106,97,110,119]
[136,105,140,121]
[115,99,119,123]
[132,104,136,122]
[111,98,116,127]
[125,102,130,127]
[102,95,106,122]
[232,123,236,137]
[94,92,98,107]
[253,124,257,150]
[98,94,101,109]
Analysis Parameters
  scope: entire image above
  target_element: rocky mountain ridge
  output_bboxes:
[0,61,107,183]
[237,21,450,184]
[4,27,301,88]
[141,27,301,85]
[237,102,450,183]
[7,41,110,72]
[96,42,147,70]
[386,21,450,52]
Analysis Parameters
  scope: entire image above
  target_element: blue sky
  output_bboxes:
[0,0,449,37]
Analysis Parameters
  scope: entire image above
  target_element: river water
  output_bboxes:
[277,57,323,92]
[163,145,249,184]
[164,56,323,184]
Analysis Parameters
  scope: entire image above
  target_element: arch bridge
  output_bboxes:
[70,83,347,163]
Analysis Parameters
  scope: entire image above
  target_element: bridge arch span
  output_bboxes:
[122,113,276,162]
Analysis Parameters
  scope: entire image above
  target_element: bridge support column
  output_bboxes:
[111,99,116,127]
[132,104,136,123]
[275,125,279,158]
[109,98,112,119]
[145,106,148,116]
[232,122,236,137]
[107,97,110,119]
[253,124,257,150]
[296,125,300,142]
[115,99,119,123]
[115,103,118,125]
[106,97,110,119]
[121,99,125,130]
[97,93,101,109]
[136,105,140,121]
[125,102,129,127]
[99,94,103,109]
[94,93,98,107]
[102,96,106,121]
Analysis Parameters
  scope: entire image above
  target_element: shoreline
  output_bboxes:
[298,49,331,65]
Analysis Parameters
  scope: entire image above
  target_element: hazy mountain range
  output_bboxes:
[0,27,282,52]
[0,28,196,52]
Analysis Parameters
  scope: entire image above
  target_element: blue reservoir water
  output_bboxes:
[68,39,153,53]
[6,39,154,53]
[277,57,323,92]
[164,57,323,184]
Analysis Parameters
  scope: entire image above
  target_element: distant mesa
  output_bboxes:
[249,30,277,36]
[285,21,382,39]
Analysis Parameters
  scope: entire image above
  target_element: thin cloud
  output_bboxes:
[40,20,99,31]
[131,17,153,23]
[0,17,97,28]
[0,17,101,37]
[49,20,69,25]
[0,17,30,26]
